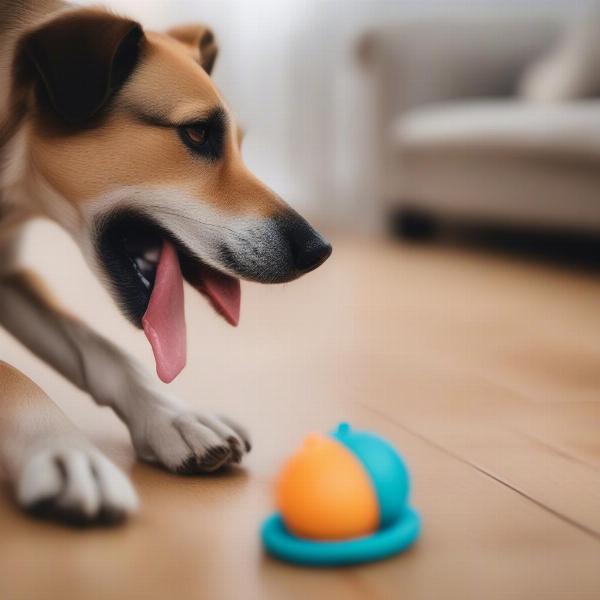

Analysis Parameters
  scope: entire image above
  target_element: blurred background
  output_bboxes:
[77,0,600,246]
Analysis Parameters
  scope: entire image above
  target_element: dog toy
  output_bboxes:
[261,423,421,566]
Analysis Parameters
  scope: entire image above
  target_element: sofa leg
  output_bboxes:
[389,207,437,241]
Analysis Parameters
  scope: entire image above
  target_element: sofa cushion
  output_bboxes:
[393,100,600,160]
[390,101,600,230]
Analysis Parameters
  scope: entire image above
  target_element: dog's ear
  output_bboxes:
[15,10,144,124]
[166,24,218,75]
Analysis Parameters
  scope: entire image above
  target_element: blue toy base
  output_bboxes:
[261,507,421,567]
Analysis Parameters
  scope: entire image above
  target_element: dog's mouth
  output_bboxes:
[97,212,240,383]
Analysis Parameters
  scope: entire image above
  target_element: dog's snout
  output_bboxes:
[218,211,331,283]
[285,217,332,273]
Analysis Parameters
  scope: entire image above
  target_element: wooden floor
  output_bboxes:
[1,222,599,599]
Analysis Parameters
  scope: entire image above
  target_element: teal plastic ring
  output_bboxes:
[261,507,421,567]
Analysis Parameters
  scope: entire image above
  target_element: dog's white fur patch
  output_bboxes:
[17,435,138,519]
[79,185,272,278]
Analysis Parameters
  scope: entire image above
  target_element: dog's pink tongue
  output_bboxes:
[200,268,241,327]
[142,241,186,383]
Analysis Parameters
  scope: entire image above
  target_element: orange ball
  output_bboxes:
[276,434,379,540]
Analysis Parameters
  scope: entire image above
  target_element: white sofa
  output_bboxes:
[359,14,600,235]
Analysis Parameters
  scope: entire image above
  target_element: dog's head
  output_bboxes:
[12,8,331,381]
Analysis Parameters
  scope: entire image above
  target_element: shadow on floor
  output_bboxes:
[453,225,600,274]
[390,211,600,275]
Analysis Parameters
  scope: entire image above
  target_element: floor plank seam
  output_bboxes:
[509,427,600,474]
[358,402,600,542]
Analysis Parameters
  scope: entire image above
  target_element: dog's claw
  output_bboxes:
[227,437,244,464]
[199,445,232,470]
[175,445,232,474]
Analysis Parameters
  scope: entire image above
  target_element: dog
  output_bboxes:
[0,1,331,525]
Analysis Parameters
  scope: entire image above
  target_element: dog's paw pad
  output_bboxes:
[17,442,138,527]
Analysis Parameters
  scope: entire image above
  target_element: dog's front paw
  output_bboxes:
[17,439,138,526]
[130,408,251,474]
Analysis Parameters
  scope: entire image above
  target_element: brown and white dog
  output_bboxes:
[0,1,331,525]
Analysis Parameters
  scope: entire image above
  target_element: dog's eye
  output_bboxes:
[176,109,226,161]
[181,125,208,147]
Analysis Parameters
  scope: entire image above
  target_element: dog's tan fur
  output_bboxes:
[0,2,330,525]
[29,28,281,217]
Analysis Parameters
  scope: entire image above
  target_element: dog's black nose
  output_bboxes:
[285,215,332,273]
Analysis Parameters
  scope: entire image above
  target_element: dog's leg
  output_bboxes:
[0,270,250,474]
[0,361,137,524]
